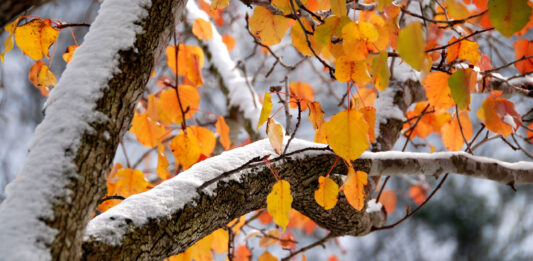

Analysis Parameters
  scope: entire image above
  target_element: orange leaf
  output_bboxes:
[350,87,376,110]
[235,245,251,261]
[477,91,522,137]
[526,122,533,143]
[156,145,172,180]
[325,109,369,162]
[343,168,367,211]
[222,34,236,51]
[166,44,205,86]
[249,6,291,46]
[170,131,202,170]
[360,106,376,143]
[115,168,149,197]
[409,185,427,204]
[187,126,216,157]
[291,18,320,56]
[289,82,314,110]
[378,190,397,213]
[192,18,213,41]
[446,37,481,65]
[157,85,200,124]
[342,21,378,61]
[130,104,167,148]
[228,215,246,235]
[513,39,533,74]
[62,45,78,63]
[422,71,454,110]
[307,101,325,129]
[28,60,56,96]
[210,228,228,254]
[216,116,231,150]
[14,19,59,60]
[441,110,473,151]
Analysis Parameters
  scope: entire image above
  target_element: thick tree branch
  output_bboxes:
[82,139,532,260]
[0,0,187,259]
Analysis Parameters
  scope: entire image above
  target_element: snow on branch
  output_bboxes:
[83,138,532,259]
[186,1,262,128]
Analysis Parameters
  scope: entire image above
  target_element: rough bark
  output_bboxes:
[0,0,187,260]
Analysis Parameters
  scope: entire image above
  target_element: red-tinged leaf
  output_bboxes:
[378,190,397,214]
[235,245,251,261]
[513,39,533,74]
[409,185,427,204]
[216,116,231,150]
[477,91,522,137]
[289,82,314,110]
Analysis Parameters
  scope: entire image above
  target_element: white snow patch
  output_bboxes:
[185,1,262,130]
[390,57,420,82]
[503,114,516,129]
[85,138,326,245]
[366,199,382,213]
[0,0,151,260]
[375,83,406,136]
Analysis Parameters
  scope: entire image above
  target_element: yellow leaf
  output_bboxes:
[422,72,454,110]
[258,251,278,261]
[267,119,284,155]
[249,6,291,46]
[272,0,298,15]
[330,0,347,17]
[314,176,339,210]
[397,22,425,71]
[342,21,378,61]
[189,233,213,261]
[216,116,231,150]
[211,0,230,10]
[228,215,246,235]
[314,123,327,144]
[156,145,172,180]
[291,18,320,56]
[458,40,480,65]
[445,0,469,20]
[192,18,213,41]
[360,106,376,143]
[335,56,372,86]
[343,168,367,211]
[325,109,369,162]
[307,101,325,129]
[371,51,390,91]
[62,45,78,63]
[170,131,202,170]
[188,126,216,157]
[115,168,149,197]
[14,19,59,60]
[157,85,200,124]
[211,229,228,254]
[0,17,21,63]
[267,180,293,231]
[257,92,273,128]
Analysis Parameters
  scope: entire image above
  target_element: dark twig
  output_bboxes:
[281,233,333,261]
[455,106,473,154]
[283,100,301,155]
[97,195,126,205]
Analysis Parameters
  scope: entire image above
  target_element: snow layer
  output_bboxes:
[366,199,382,213]
[185,1,262,128]
[85,138,322,245]
[0,0,151,259]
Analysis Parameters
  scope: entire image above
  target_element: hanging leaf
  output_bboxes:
[409,185,427,204]
[14,19,59,60]
[513,39,533,73]
[192,18,213,41]
[441,110,473,151]
[291,18,320,56]
[157,85,200,124]
[156,145,172,180]
[0,16,21,63]
[188,126,216,157]
[325,109,369,162]
[28,60,56,96]
[350,88,376,110]
[62,45,78,63]
[249,6,291,46]
[115,168,149,197]
[342,21,379,61]
[267,180,293,231]
[210,228,228,254]
[360,106,376,143]
[170,131,202,170]
[343,168,368,211]
[488,0,532,37]
[335,56,372,86]
[477,91,522,137]
[130,112,167,148]
[446,37,481,65]
[267,119,284,155]
[216,116,231,150]
[448,69,475,110]
[372,51,390,91]
[422,71,454,110]
[307,101,325,129]
[378,190,397,214]
[235,245,252,261]
[289,82,314,110]
[257,92,273,128]
[222,34,236,51]
[314,176,339,210]
[166,44,205,86]
[397,22,425,71]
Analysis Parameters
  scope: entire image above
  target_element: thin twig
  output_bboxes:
[283,100,301,155]
[281,234,333,261]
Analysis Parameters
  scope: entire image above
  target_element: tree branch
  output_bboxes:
[82,138,532,260]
